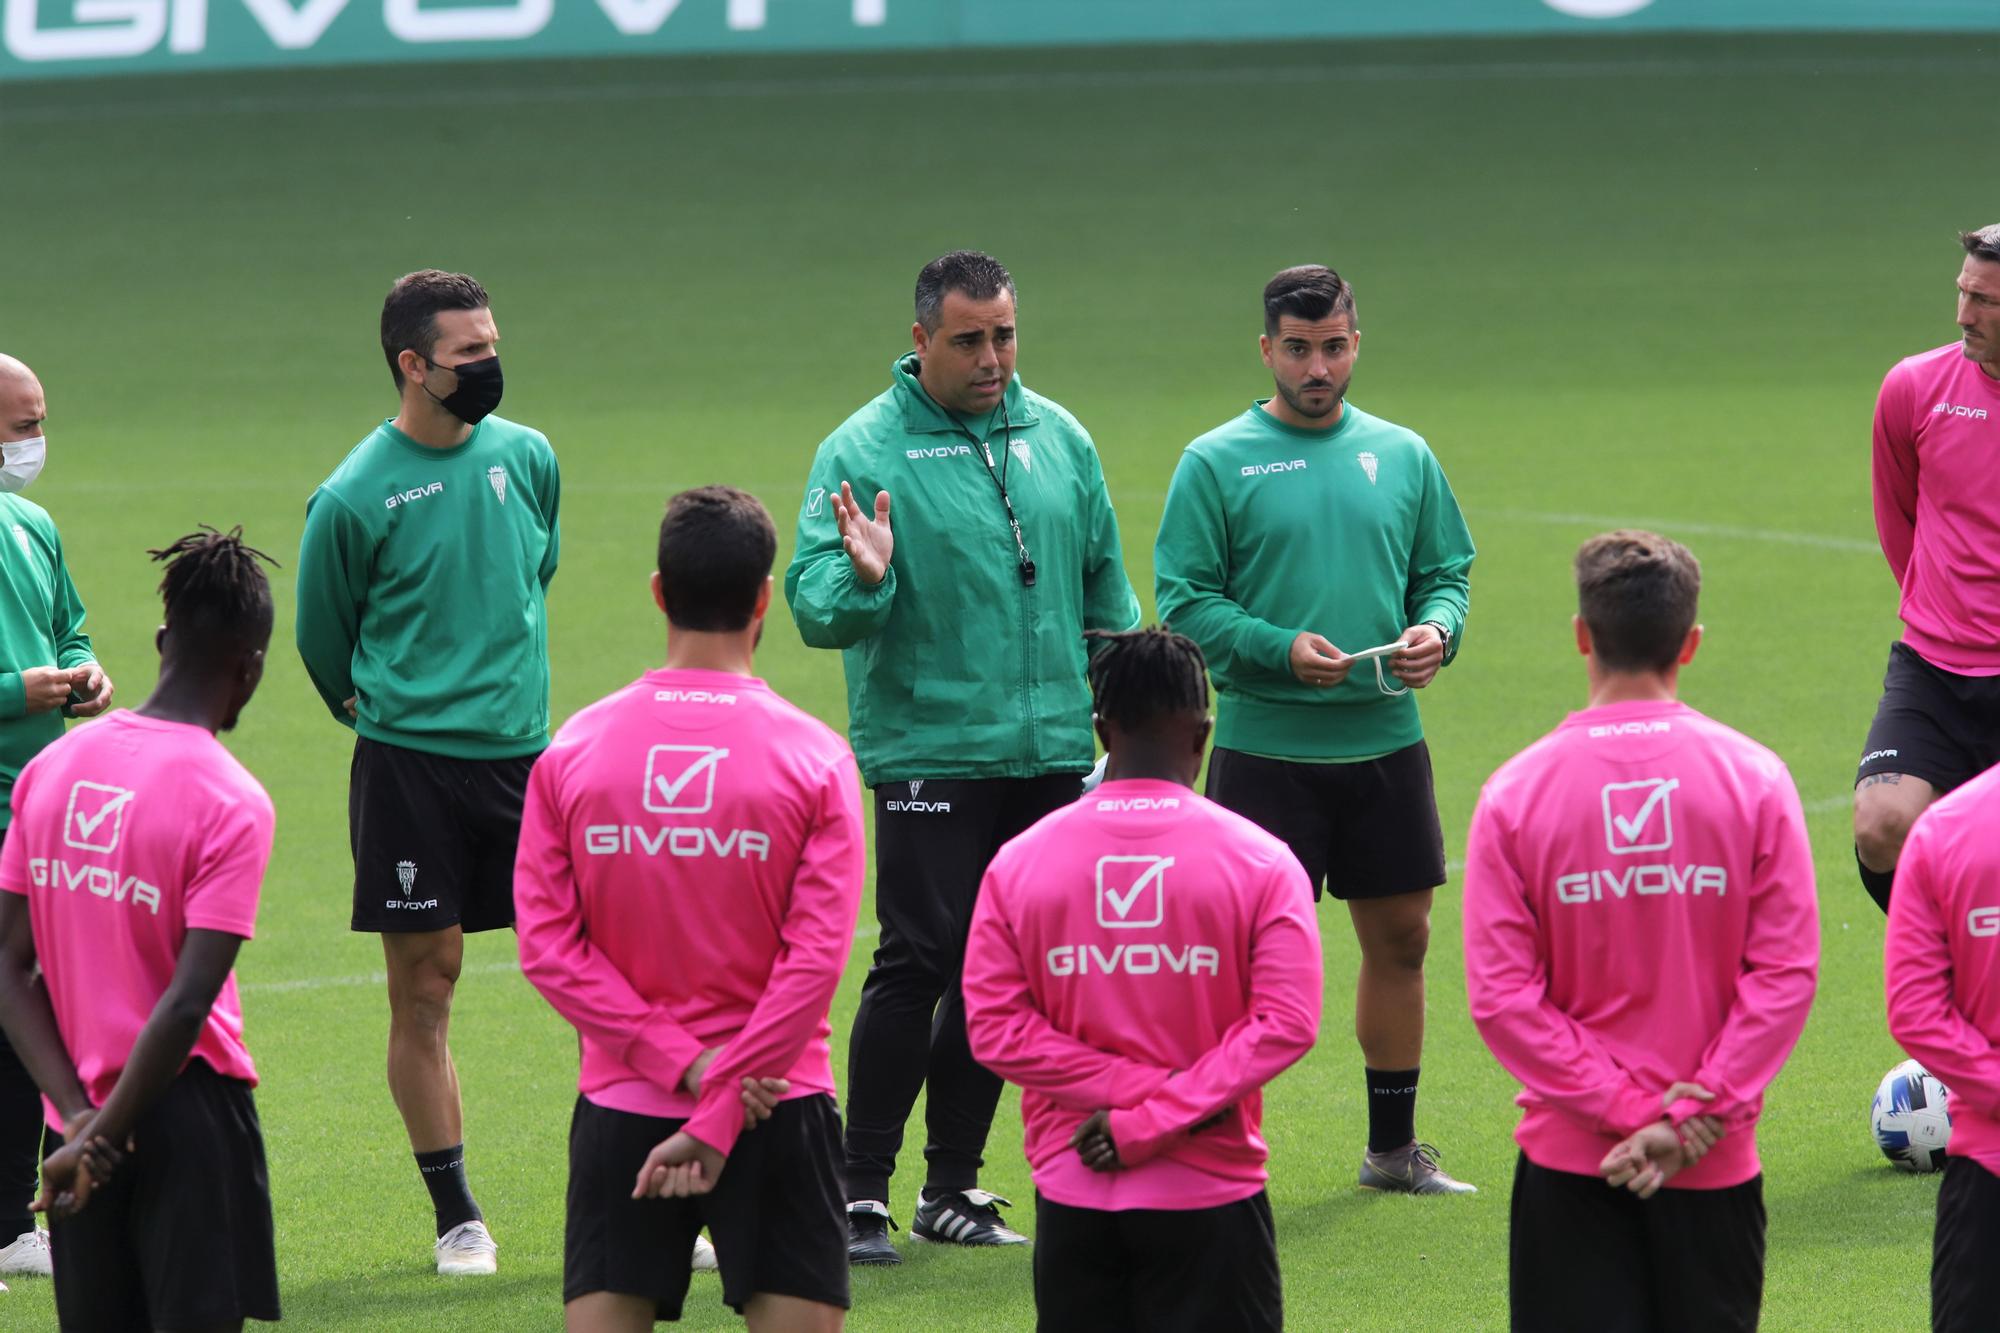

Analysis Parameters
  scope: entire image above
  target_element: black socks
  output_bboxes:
[1365,1067,1420,1155]
[0,1038,43,1240]
[1857,848,1894,913]
[415,1144,482,1236]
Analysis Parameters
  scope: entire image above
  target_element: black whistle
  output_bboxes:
[1020,560,1037,588]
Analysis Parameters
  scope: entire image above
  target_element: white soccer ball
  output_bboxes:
[1872,1058,1952,1173]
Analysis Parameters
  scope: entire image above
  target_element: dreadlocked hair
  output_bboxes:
[148,526,279,644]
[1084,626,1209,734]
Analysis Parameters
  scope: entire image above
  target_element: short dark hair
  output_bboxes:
[1263,265,1356,335]
[1575,530,1701,674]
[1085,627,1210,735]
[915,251,1015,333]
[1962,225,2000,264]
[657,486,778,632]
[380,269,490,390]
[149,525,279,652]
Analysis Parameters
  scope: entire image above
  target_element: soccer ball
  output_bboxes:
[1872,1059,1952,1173]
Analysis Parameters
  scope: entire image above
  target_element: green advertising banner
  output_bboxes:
[2,0,1995,82]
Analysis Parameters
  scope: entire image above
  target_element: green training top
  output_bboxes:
[295,416,560,761]
[785,353,1140,786]
[0,494,97,828]
[1154,401,1474,761]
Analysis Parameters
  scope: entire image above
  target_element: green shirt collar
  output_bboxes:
[893,352,1041,436]
[1246,398,1354,442]
[379,416,484,460]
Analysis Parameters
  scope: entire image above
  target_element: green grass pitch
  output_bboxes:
[4,29,1995,1329]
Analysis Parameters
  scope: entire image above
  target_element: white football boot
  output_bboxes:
[435,1220,498,1276]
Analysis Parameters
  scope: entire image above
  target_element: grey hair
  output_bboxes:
[914,251,1015,332]
[1962,225,2000,264]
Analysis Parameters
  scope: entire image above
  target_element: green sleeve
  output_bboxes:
[1078,432,1141,634]
[48,528,94,672]
[1405,450,1475,666]
[783,442,897,650]
[1153,453,1294,680]
[538,451,561,592]
[0,674,24,721]
[294,490,369,726]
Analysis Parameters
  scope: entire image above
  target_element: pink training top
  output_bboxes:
[963,779,1321,1211]
[0,712,273,1132]
[515,668,864,1158]
[1462,699,1818,1189]
[1885,763,2000,1177]
[1873,342,2000,675]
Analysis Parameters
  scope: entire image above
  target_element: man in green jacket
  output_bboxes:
[0,354,114,1289]
[787,251,1140,1264]
[1155,266,1478,1196]
[295,271,558,1278]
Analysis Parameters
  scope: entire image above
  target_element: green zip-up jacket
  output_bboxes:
[295,416,560,760]
[785,354,1141,787]
[1154,402,1474,761]
[0,494,96,828]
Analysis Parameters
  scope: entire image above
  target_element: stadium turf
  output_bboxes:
[4,28,1996,1329]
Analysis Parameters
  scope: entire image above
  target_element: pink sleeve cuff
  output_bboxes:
[626,1024,705,1092]
[1664,1095,1714,1127]
[1106,1107,1165,1167]
[1597,1082,1664,1138]
[682,1098,743,1160]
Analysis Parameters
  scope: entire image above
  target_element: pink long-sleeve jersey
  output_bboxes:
[1462,699,1818,1188]
[1873,342,2000,674]
[1885,764,2000,1176]
[514,668,865,1157]
[962,778,1321,1211]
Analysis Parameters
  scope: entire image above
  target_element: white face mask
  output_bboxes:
[0,436,45,493]
[1346,640,1411,697]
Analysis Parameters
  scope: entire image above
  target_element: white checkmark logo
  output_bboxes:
[1602,779,1677,854]
[63,781,136,853]
[643,746,729,814]
[1097,856,1171,928]
[72,790,132,838]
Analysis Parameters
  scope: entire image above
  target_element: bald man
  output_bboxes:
[0,355,113,1287]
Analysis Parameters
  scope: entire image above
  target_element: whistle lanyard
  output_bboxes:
[958,401,1037,587]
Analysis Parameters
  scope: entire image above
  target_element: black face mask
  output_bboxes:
[420,354,504,425]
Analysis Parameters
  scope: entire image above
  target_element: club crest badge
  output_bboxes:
[396,860,418,897]
[487,466,508,504]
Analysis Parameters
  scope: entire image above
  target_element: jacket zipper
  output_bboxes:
[952,411,1043,773]
[1021,567,1036,769]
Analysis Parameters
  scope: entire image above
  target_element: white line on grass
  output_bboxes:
[241,958,522,996]
[7,52,1998,126]
[246,796,1862,995]
[242,924,883,996]
[1482,508,1878,555]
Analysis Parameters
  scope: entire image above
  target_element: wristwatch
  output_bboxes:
[1424,622,1451,655]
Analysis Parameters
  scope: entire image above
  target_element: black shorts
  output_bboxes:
[349,736,535,934]
[48,1061,278,1331]
[1032,1190,1282,1333]
[1933,1156,2000,1331]
[1508,1154,1764,1333]
[1858,642,2000,791]
[1204,742,1446,900]
[564,1093,849,1320]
